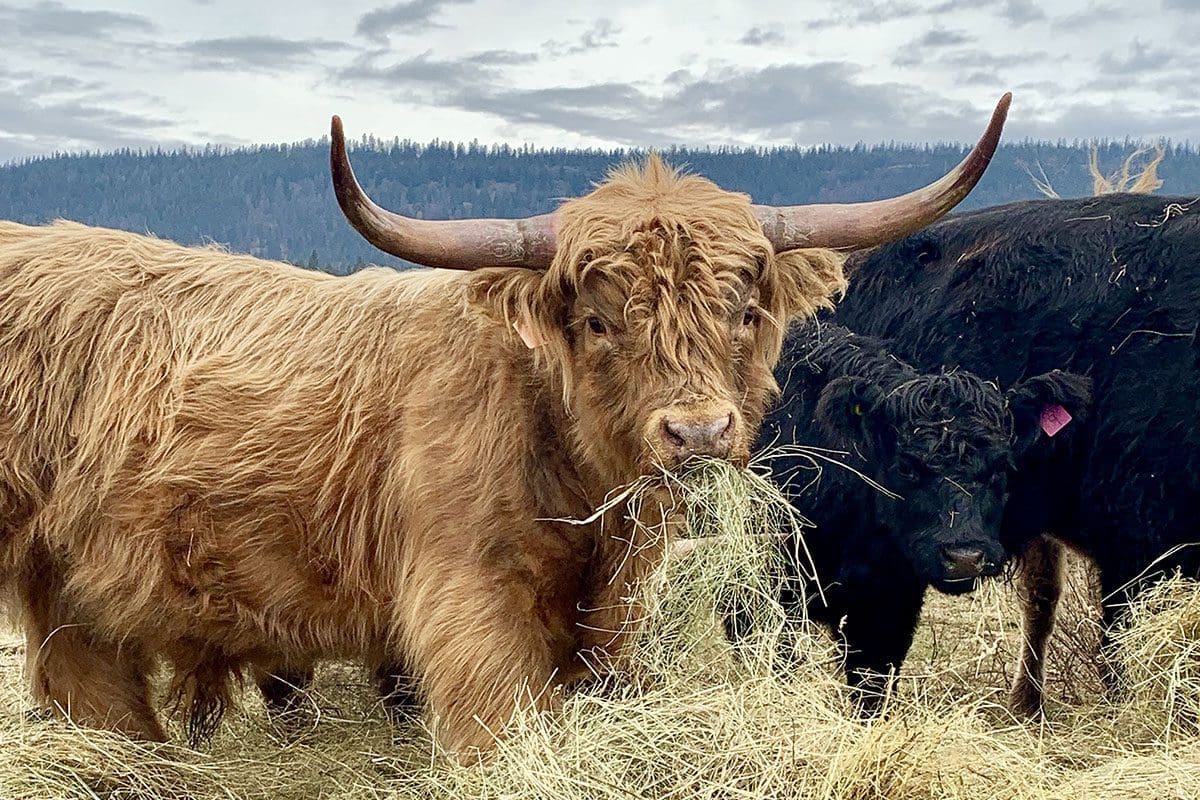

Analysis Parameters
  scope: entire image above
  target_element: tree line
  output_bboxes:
[1,136,1195,274]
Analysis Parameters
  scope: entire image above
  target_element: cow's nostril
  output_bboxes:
[662,418,687,447]
[714,412,733,439]
[978,558,1003,577]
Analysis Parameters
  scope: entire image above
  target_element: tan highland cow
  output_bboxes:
[0,95,1009,757]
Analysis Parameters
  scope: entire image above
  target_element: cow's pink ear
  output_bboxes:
[514,318,544,349]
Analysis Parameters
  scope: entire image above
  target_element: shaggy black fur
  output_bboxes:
[740,321,1089,710]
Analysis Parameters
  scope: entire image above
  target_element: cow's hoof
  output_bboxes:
[1009,680,1044,719]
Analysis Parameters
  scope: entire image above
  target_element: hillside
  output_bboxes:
[1,138,1196,273]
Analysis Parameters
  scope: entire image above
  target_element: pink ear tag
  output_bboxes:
[1039,404,1072,437]
[514,319,544,349]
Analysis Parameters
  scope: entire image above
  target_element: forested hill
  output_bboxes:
[1,137,1197,273]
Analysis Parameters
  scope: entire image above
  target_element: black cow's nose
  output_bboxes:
[662,412,734,459]
[940,545,998,580]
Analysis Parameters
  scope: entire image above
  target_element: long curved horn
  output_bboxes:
[330,116,557,270]
[753,93,1011,252]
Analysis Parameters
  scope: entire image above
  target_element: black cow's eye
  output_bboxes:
[586,316,607,335]
[742,307,757,326]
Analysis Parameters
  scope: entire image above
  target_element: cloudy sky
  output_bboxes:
[0,0,1195,162]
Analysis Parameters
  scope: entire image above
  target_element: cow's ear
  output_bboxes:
[1007,370,1092,456]
[815,376,888,449]
[469,269,561,351]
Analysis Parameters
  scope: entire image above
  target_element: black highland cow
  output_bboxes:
[744,322,1088,710]
[764,193,1199,716]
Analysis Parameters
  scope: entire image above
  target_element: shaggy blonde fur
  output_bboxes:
[0,155,846,757]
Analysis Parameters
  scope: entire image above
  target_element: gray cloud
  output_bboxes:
[912,28,975,47]
[0,1,156,40]
[336,54,1002,147]
[802,1,923,29]
[894,27,975,64]
[1050,2,1129,30]
[181,36,351,72]
[962,70,1004,85]
[542,18,621,56]
[0,48,188,163]
[739,27,785,46]
[1098,39,1174,74]
[1,0,1194,162]
[355,0,474,43]
[336,50,494,89]
[580,18,619,48]
[804,0,1044,30]
[940,49,1053,68]
[463,49,539,65]
[996,0,1045,25]
[895,45,1051,70]
[0,78,183,163]
[1021,98,1200,142]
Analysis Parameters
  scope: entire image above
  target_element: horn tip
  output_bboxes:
[331,115,345,141]
[995,92,1013,120]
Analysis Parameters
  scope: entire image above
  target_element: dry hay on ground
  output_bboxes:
[2,460,1199,799]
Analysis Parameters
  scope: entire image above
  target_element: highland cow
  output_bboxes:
[0,97,1007,756]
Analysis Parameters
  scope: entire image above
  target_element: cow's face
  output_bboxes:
[478,157,846,486]
[817,369,1089,593]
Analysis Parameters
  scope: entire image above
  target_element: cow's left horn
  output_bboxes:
[753,92,1011,252]
[330,116,558,270]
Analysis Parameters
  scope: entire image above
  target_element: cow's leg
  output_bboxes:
[371,659,422,721]
[1097,580,1131,698]
[406,578,560,758]
[20,567,164,740]
[1094,545,1160,700]
[253,661,316,717]
[1010,535,1063,717]
[838,574,927,716]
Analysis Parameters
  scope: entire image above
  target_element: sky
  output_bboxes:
[0,0,1196,162]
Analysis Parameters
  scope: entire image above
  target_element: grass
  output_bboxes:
[2,460,1199,799]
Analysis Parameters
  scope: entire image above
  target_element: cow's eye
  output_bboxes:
[586,316,608,335]
[742,306,757,326]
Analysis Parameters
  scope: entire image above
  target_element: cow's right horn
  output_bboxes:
[330,116,558,270]
[752,93,1012,253]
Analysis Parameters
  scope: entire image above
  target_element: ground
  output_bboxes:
[0,550,1143,800]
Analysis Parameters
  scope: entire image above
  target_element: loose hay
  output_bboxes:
[1110,576,1200,741]
[2,462,1200,799]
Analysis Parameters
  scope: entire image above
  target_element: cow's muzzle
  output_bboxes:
[940,545,1004,581]
[646,400,742,467]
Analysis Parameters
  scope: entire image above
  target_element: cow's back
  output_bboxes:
[0,220,516,621]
